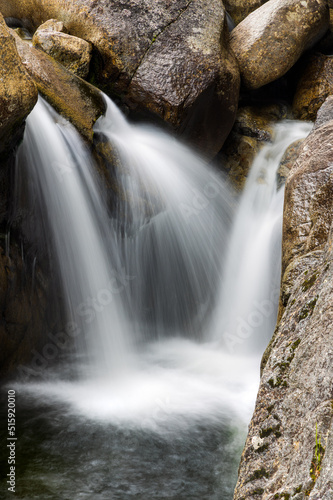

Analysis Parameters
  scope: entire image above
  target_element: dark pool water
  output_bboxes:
[0,386,245,500]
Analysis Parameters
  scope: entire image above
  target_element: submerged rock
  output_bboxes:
[234,107,333,500]
[293,53,333,122]
[32,19,92,79]
[0,0,239,157]
[13,33,105,142]
[230,0,329,89]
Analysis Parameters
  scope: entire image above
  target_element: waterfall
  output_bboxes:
[6,96,314,499]
[209,121,313,354]
[16,97,130,378]
[13,97,312,430]
[94,95,234,341]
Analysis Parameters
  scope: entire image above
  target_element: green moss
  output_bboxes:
[260,425,281,439]
[291,339,301,350]
[249,468,269,480]
[298,296,318,321]
[255,443,269,453]
[250,488,264,495]
[301,273,318,292]
[294,485,302,494]
[268,377,288,388]
[291,298,296,305]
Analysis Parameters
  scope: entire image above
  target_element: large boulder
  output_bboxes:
[0,13,37,226]
[0,13,37,157]
[230,0,329,90]
[13,32,105,142]
[223,0,269,25]
[126,0,240,156]
[32,19,92,79]
[234,107,333,500]
[293,53,333,122]
[0,0,240,157]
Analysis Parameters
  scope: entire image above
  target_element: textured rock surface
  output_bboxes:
[293,53,333,122]
[33,19,92,78]
[13,33,105,141]
[234,111,333,499]
[0,13,37,227]
[219,104,289,190]
[0,13,37,157]
[230,0,329,89]
[0,0,240,157]
[223,0,269,25]
[127,0,240,156]
[276,139,305,190]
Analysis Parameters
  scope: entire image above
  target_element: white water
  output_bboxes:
[94,96,234,341]
[210,121,312,354]
[14,98,312,434]
[16,98,130,378]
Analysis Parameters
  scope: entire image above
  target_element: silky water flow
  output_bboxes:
[1,96,312,499]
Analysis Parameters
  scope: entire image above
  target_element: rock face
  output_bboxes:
[0,242,62,379]
[293,53,333,122]
[0,13,37,158]
[223,0,269,25]
[219,104,289,190]
[0,13,37,227]
[230,0,329,89]
[0,0,240,157]
[127,0,240,156]
[234,108,333,499]
[13,33,105,141]
[32,19,92,79]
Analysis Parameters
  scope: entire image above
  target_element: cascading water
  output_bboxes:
[210,121,313,355]
[15,98,130,378]
[94,95,234,341]
[1,95,312,499]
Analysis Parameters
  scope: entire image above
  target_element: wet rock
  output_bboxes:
[276,139,305,190]
[234,110,333,500]
[32,19,92,79]
[219,104,289,190]
[13,32,105,142]
[223,0,269,25]
[127,0,240,157]
[293,53,333,122]
[230,0,329,90]
[0,241,63,379]
[0,0,239,157]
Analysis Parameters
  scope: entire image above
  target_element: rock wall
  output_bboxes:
[234,102,333,500]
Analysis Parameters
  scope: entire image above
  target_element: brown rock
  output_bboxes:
[0,13,37,156]
[293,53,333,122]
[220,104,289,190]
[127,0,240,157]
[13,33,105,142]
[33,20,92,79]
[0,0,239,157]
[230,0,329,90]
[276,139,304,190]
[223,0,269,25]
